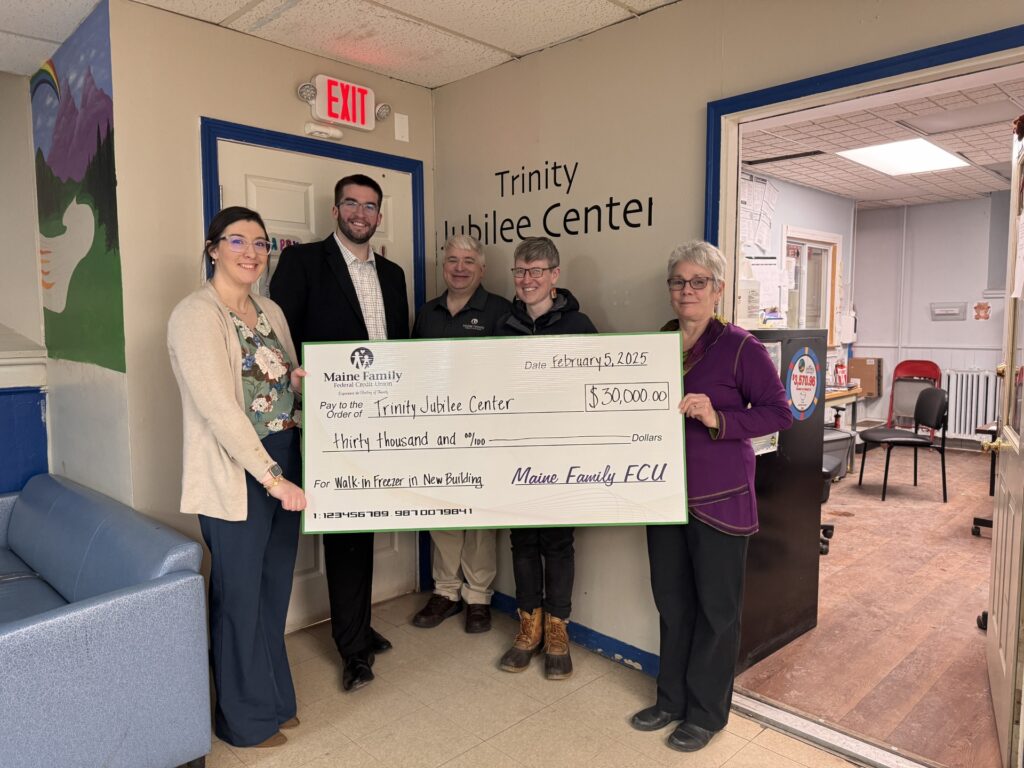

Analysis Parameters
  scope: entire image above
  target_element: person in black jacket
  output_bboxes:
[269,174,406,694]
[496,236,597,680]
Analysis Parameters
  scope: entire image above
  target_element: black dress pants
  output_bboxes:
[646,517,749,731]
[510,527,574,619]
[200,428,301,747]
[323,531,375,657]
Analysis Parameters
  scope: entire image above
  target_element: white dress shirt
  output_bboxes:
[335,232,388,340]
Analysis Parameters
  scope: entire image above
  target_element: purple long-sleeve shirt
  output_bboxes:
[682,321,792,535]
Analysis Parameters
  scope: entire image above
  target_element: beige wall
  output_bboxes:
[108,0,435,537]
[433,0,1024,653]
[0,72,43,345]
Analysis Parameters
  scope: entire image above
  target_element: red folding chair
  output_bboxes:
[887,360,941,431]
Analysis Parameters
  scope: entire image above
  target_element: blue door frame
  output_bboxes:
[704,25,1024,244]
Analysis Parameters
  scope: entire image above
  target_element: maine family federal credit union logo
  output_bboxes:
[786,346,821,421]
[350,347,374,369]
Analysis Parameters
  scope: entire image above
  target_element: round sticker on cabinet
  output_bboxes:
[786,346,821,421]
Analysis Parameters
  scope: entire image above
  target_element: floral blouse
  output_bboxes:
[230,304,298,439]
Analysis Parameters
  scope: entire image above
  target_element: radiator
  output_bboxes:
[943,369,1000,440]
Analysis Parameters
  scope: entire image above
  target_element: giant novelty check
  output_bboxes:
[302,333,686,533]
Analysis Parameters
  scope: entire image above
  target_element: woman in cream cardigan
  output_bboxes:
[168,206,306,750]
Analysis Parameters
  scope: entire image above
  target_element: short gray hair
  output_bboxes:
[444,234,485,264]
[514,236,559,267]
[667,241,725,282]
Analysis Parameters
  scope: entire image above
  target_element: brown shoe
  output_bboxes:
[280,717,299,729]
[253,731,287,748]
[412,594,463,628]
[499,608,544,672]
[465,604,492,633]
[543,614,573,679]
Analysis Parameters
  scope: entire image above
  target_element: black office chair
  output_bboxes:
[857,386,948,502]
[820,454,842,555]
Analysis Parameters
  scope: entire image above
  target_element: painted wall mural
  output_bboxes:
[30,0,124,372]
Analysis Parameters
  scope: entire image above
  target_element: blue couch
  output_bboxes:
[0,474,210,768]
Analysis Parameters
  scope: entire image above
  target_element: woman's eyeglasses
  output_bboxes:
[218,235,272,257]
[512,266,554,279]
[667,276,715,292]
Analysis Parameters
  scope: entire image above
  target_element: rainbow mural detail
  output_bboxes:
[30,59,60,102]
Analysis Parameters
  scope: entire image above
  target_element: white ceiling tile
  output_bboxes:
[969,91,1000,102]
[376,0,629,55]
[227,0,510,87]
[964,85,1001,98]
[618,0,678,10]
[934,95,970,106]
[0,30,60,76]
[0,0,95,43]
[844,111,875,124]
[134,0,255,24]
[818,118,848,129]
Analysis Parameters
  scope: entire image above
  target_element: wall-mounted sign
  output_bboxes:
[268,234,303,256]
[313,74,375,131]
[786,346,821,421]
[442,159,655,244]
[929,301,966,321]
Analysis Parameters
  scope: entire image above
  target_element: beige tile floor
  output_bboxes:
[207,592,859,768]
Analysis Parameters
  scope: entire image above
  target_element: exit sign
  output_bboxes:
[313,74,375,131]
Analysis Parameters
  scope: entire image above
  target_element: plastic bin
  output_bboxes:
[823,427,854,481]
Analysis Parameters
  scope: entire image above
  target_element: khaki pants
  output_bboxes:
[430,529,497,604]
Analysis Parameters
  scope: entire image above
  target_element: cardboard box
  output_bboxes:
[848,357,882,398]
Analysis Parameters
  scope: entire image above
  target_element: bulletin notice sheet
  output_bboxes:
[302,333,686,533]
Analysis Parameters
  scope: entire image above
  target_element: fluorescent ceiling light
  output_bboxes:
[837,138,968,175]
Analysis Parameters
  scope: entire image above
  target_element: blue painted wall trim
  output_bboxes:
[0,388,48,494]
[491,591,661,676]
[705,25,1024,244]
[199,117,427,309]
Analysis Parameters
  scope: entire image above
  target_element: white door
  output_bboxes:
[218,139,419,632]
[987,123,1024,768]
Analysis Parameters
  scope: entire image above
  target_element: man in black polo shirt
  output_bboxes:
[411,234,511,633]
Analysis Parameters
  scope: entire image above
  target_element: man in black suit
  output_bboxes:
[270,173,409,692]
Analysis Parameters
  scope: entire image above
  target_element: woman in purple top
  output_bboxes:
[631,241,792,753]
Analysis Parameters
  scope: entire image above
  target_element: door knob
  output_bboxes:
[982,439,1008,454]
[997,362,1008,378]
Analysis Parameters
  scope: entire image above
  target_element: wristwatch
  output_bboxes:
[263,463,284,491]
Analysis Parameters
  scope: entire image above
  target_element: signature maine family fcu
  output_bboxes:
[441,160,655,244]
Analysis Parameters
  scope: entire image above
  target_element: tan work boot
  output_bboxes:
[499,607,544,672]
[543,614,573,679]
